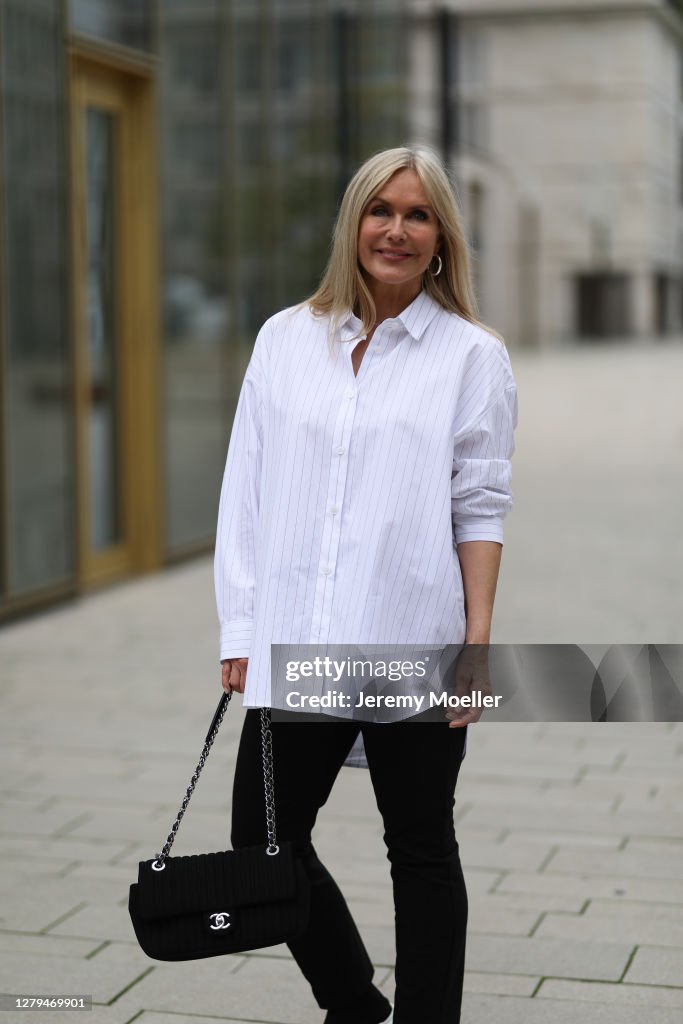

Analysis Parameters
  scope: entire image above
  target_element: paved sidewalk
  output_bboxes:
[1,340,682,1023]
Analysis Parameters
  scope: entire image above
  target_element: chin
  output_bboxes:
[369,268,421,288]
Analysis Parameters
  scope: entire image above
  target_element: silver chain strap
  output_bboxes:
[260,706,279,856]
[151,694,277,871]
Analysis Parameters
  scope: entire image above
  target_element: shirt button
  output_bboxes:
[321,566,333,576]
[330,507,339,516]
[345,389,355,399]
[335,446,346,455]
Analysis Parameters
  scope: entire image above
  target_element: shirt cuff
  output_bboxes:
[219,618,253,661]
[453,517,505,545]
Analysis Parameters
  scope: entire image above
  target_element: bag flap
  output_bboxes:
[132,841,299,921]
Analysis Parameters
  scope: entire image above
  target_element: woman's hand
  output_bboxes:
[446,644,491,728]
[221,658,249,694]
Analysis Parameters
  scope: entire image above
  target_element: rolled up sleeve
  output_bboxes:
[451,384,518,546]
[214,324,269,661]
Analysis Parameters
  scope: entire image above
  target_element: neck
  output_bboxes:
[360,276,423,323]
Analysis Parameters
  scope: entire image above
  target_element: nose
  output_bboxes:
[386,215,406,240]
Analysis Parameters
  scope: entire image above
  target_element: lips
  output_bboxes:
[376,249,413,260]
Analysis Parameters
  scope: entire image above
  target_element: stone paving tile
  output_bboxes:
[544,845,683,881]
[469,889,588,913]
[461,992,683,1023]
[498,827,624,848]
[312,819,387,855]
[463,759,585,782]
[583,764,683,782]
[460,781,616,811]
[0,768,44,790]
[537,978,683,1008]
[110,954,320,1024]
[496,870,683,903]
[2,805,96,839]
[0,944,155,1004]
[0,930,100,957]
[47,903,141,944]
[47,806,202,846]
[586,898,683,922]
[459,837,554,872]
[1,750,141,780]
[619,750,683,770]
[624,836,683,855]
[172,759,234,804]
[60,860,146,886]
[0,834,133,864]
[133,1015,286,1024]
[463,972,539,996]
[624,945,683,987]
[454,866,503,895]
[0,1006,146,1024]
[462,802,683,838]
[0,889,90,934]
[535,910,683,947]
[588,791,683,814]
[301,856,393,888]
[468,905,541,936]
[464,766,583,785]
[464,933,632,981]
[0,792,50,812]
[0,872,131,922]
[0,852,77,878]
[357,924,395,966]
[468,745,625,770]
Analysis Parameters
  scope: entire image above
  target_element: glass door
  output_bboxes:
[85,106,121,553]
[70,55,162,586]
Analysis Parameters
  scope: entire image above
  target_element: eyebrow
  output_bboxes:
[369,195,434,211]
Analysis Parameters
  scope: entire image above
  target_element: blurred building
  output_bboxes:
[410,0,683,345]
[0,0,408,619]
[0,0,681,620]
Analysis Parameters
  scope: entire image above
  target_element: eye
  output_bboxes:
[370,205,388,216]
[410,210,428,220]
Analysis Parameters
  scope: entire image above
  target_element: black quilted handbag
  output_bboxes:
[128,693,310,961]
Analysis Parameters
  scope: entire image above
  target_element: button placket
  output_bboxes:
[309,379,358,642]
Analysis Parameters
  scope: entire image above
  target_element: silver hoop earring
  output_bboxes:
[430,254,443,277]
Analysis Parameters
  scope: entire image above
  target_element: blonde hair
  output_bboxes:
[294,144,505,351]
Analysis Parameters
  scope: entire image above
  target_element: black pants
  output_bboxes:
[230,709,468,1024]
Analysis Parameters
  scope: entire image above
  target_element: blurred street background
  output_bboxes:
[1,1,682,1021]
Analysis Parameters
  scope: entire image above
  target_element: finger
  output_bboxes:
[448,709,482,727]
[230,661,249,694]
[234,658,248,693]
[223,662,238,693]
[228,662,242,691]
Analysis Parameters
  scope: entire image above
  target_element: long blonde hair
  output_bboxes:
[295,144,505,350]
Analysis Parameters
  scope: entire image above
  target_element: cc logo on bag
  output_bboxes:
[209,911,232,930]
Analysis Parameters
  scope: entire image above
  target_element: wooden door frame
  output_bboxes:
[68,49,163,587]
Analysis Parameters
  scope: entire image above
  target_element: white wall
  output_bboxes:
[408,1,683,345]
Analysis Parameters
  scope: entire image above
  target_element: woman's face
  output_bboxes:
[357,168,442,292]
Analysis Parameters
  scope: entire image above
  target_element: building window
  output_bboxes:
[70,0,154,52]
[575,273,631,338]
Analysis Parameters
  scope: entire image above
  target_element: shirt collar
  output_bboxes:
[338,288,444,343]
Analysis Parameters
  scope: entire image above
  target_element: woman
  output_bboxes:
[214,145,517,1023]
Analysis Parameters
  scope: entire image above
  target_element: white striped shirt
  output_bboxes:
[214,287,518,711]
